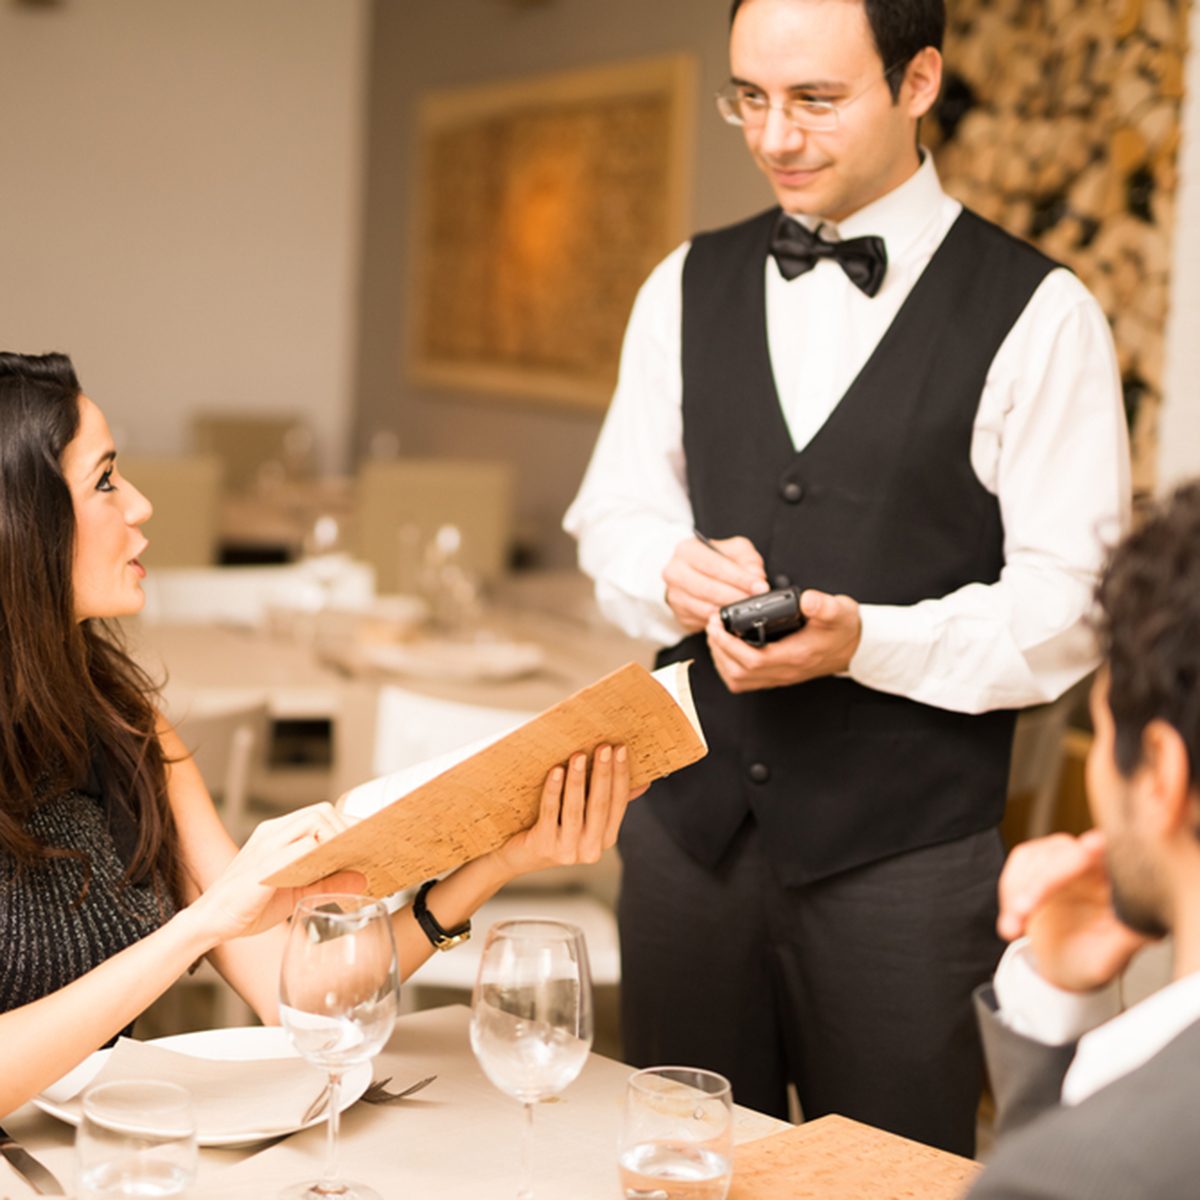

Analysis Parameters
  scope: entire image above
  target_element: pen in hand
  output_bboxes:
[693,528,771,598]
[693,528,732,559]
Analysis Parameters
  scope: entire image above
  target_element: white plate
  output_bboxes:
[362,636,544,682]
[33,1026,372,1148]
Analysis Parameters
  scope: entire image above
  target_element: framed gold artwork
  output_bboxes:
[407,54,696,411]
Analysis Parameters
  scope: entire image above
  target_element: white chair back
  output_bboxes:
[358,683,621,1002]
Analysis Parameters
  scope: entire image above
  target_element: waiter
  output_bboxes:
[565,0,1130,1156]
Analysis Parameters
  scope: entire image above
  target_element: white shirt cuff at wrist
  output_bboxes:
[846,603,932,691]
[993,938,1123,1045]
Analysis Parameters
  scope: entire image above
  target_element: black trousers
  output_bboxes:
[617,800,1005,1157]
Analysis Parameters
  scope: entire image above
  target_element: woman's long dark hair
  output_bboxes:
[0,351,183,907]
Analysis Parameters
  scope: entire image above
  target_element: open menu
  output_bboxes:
[264,661,706,897]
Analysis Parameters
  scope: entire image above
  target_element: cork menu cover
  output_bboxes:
[265,662,705,896]
[729,1116,981,1200]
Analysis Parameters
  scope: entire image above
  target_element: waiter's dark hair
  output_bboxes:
[0,351,183,910]
[1094,482,1200,785]
[728,0,945,101]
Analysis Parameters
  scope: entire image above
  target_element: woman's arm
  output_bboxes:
[0,799,352,1117]
[164,720,635,1009]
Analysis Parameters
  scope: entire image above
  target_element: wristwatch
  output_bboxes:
[412,879,472,951]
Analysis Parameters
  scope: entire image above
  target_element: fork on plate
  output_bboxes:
[301,1073,437,1124]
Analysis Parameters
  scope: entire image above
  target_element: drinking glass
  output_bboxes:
[75,1080,197,1198]
[618,1067,734,1200]
[278,894,400,1200]
[469,920,594,1200]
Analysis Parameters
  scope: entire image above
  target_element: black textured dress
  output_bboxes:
[0,768,176,1031]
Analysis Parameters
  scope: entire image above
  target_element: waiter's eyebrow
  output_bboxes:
[729,74,849,93]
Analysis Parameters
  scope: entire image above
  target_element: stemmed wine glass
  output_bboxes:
[278,894,400,1200]
[469,919,594,1200]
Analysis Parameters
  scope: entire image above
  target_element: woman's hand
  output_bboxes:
[491,744,640,880]
[181,803,365,948]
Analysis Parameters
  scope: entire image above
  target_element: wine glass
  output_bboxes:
[470,919,594,1200]
[302,512,347,614]
[75,1080,196,1198]
[278,894,400,1200]
[618,1067,733,1200]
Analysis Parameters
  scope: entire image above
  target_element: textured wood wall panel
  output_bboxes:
[929,0,1191,491]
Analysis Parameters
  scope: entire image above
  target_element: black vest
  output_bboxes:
[652,208,1057,885]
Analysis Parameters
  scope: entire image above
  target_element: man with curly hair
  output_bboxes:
[970,482,1200,1197]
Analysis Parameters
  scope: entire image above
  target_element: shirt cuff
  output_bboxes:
[846,603,933,691]
[993,938,1123,1045]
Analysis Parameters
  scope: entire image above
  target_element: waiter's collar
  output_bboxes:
[783,150,945,261]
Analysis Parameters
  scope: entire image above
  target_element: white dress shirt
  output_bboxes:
[564,155,1131,715]
[994,938,1200,1106]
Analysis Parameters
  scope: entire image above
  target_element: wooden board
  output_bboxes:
[265,661,705,895]
[729,1116,982,1200]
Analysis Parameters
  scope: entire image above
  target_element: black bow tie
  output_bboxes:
[769,214,888,297]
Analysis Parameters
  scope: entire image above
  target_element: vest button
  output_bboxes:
[773,574,791,589]
[781,481,804,504]
[748,762,770,784]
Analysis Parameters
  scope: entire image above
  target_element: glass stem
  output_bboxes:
[518,1100,535,1200]
[321,1069,344,1191]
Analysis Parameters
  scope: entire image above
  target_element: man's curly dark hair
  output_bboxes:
[1095,482,1200,782]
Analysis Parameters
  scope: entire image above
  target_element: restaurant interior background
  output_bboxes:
[1,0,1200,1044]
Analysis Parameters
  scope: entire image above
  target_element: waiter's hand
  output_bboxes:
[996,830,1148,993]
[705,588,862,692]
[663,535,769,633]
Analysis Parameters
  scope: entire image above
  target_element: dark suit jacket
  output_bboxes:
[968,984,1200,1198]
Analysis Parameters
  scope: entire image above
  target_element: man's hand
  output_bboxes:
[706,588,862,693]
[662,535,768,633]
[998,830,1150,993]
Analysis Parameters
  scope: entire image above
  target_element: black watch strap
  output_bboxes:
[413,879,472,951]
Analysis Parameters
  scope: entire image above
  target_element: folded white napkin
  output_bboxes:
[56,1038,330,1139]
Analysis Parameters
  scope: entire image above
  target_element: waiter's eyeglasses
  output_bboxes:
[716,62,907,133]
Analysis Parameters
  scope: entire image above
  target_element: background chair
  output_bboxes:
[1005,674,1094,845]
[353,683,622,1013]
[353,458,515,594]
[117,454,223,567]
[191,413,312,494]
[144,698,271,1033]
[180,698,272,845]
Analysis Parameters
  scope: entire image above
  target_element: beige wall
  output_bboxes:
[354,0,768,566]
[0,0,368,473]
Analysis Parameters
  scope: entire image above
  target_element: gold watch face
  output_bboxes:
[435,929,471,952]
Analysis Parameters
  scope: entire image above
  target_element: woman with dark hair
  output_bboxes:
[0,350,634,1117]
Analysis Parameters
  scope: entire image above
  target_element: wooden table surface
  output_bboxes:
[731,1114,981,1199]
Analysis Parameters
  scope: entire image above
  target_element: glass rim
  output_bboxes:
[486,917,586,942]
[82,1079,193,1109]
[292,892,390,920]
[627,1065,733,1098]
[81,1079,196,1138]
